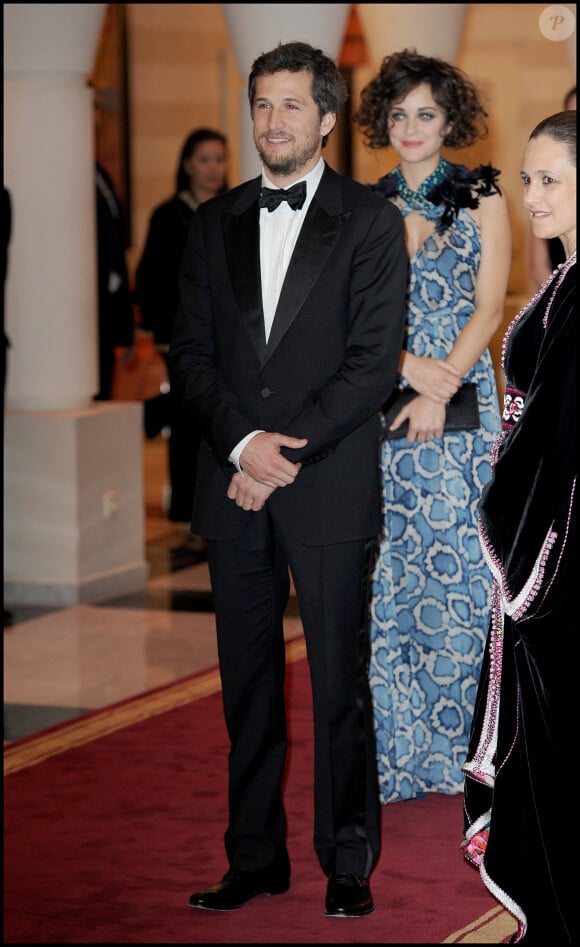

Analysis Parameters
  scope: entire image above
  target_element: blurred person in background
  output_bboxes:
[92,86,135,401]
[135,128,228,556]
[3,185,13,627]
[2,185,11,418]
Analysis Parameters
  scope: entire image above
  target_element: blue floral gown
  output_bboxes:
[369,160,502,804]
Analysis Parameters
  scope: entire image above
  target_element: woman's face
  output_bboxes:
[387,82,451,165]
[183,140,227,196]
[521,135,576,250]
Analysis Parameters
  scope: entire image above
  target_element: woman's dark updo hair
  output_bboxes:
[354,48,488,150]
[529,110,576,166]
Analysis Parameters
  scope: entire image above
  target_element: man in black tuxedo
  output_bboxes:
[169,41,407,918]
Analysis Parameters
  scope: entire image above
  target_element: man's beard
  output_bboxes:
[254,132,320,178]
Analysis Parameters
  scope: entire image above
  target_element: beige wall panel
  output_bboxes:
[131,32,226,66]
[132,138,187,181]
[126,3,239,274]
[131,64,224,105]
[134,102,225,138]
[131,3,220,30]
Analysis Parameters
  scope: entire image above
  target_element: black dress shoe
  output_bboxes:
[189,868,290,911]
[324,874,374,917]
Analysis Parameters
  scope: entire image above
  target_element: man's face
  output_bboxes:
[252,69,335,183]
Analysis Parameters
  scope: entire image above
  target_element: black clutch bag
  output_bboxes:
[381,382,480,439]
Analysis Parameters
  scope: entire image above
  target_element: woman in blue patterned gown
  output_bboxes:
[354,50,512,803]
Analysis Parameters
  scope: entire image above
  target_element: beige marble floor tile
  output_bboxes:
[3,606,220,709]
[4,606,304,711]
[149,561,211,591]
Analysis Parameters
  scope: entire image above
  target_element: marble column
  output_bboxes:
[356,4,467,67]
[4,4,148,606]
[221,4,351,181]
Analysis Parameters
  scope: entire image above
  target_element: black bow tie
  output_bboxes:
[258,181,307,212]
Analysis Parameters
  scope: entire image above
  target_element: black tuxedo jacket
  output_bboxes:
[169,163,408,545]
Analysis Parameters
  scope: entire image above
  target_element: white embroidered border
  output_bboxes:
[462,584,502,787]
[480,521,557,622]
[480,859,527,941]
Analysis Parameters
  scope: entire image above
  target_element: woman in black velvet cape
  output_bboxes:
[461,110,577,945]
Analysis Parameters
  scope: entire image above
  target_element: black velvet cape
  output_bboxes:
[461,257,577,944]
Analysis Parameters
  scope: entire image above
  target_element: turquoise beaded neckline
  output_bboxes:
[391,158,450,209]
[374,158,502,232]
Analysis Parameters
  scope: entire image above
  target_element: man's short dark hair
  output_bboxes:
[248,40,348,120]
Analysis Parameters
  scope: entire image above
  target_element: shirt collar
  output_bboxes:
[261,157,325,198]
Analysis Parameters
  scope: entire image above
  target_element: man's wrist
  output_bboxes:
[229,430,265,473]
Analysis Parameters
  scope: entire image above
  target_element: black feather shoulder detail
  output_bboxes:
[373,161,501,233]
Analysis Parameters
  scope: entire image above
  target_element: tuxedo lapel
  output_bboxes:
[265,200,350,360]
[222,185,266,363]
[222,170,351,366]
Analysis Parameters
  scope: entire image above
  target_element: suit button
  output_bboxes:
[260,387,271,398]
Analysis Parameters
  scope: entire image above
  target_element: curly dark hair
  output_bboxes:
[354,48,488,150]
[248,40,348,120]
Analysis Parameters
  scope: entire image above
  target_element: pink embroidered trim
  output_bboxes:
[462,814,528,937]
[501,250,576,372]
[465,519,559,790]
[462,582,502,787]
[501,276,551,373]
[488,430,507,469]
[480,520,557,622]
[526,477,576,621]
[502,386,525,429]
[542,250,576,328]
[460,825,489,867]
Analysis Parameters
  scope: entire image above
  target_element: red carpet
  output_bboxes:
[4,643,516,944]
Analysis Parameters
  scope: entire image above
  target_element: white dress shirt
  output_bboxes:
[229,158,325,471]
